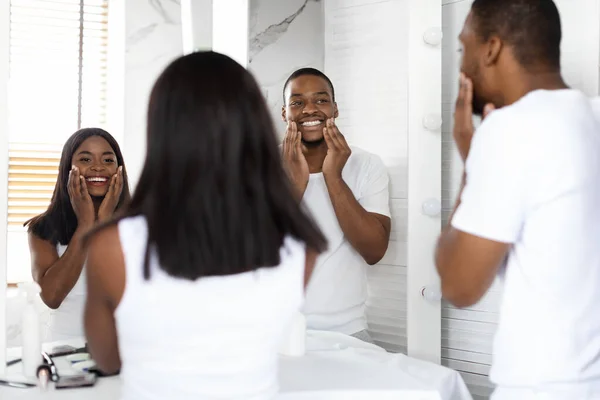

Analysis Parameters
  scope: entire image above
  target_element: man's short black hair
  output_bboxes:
[282,67,336,104]
[471,0,562,70]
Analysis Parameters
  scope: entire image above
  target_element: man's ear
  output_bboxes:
[281,105,287,122]
[334,102,339,118]
[483,36,503,67]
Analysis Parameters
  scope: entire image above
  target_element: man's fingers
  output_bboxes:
[330,120,350,150]
[483,103,496,120]
[454,73,474,133]
[322,126,334,149]
[291,121,297,135]
[456,74,469,110]
[463,77,473,115]
[284,121,292,145]
[326,119,342,149]
[284,120,297,154]
[294,123,302,153]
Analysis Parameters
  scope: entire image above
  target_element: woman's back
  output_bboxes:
[115,215,307,400]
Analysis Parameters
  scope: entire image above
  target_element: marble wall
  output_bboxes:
[248,0,324,138]
[123,0,184,186]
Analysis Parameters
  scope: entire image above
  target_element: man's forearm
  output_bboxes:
[445,171,466,229]
[436,171,466,278]
[324,174,389,264]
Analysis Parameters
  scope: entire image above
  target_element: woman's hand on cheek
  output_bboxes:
[68,166,95,229]
[97,166,124,222]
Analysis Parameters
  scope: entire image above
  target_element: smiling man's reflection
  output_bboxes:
[281,68,391,343]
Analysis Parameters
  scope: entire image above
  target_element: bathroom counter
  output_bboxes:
[1,330,472,400]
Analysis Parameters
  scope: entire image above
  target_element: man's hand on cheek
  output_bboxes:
[322,118,351,180]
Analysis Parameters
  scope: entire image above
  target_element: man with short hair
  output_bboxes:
[436,1,600,398]
[281,68,391,343]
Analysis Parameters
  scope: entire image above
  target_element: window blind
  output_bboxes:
[7,144,61,227]
[7,0,109,228]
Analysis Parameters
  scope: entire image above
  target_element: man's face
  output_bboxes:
[459,12,494,116]
[282,75,338,145]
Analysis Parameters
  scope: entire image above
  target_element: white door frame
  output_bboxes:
[0,0,10,374]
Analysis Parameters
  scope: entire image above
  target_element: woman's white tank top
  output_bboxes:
[45,245,87,341]
[114,216,306,400]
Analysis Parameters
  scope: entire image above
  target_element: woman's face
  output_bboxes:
[71,136,119,197]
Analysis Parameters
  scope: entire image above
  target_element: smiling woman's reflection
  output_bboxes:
[24,128,131,341]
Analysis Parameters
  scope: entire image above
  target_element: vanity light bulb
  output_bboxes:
[423,28,443,46]
[421,286,442,302]
[421,198,441,217]
[423,114,442,131]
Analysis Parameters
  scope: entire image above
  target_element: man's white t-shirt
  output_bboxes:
[301,146,390,335]
[452,89,600,398]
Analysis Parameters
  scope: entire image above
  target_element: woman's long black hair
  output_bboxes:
[25,128,131,245]
[95,51,327,280]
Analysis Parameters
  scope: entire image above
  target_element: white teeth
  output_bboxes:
[87,177,107,182]
[302,120,322,127]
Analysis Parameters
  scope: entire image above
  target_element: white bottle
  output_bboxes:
[19,282,42,378]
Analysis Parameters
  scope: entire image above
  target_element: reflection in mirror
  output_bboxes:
[3,0,184,359]
[2,0,419,367]
[248,0,411,352]
[5,0,113,351]
[2,0,445,397]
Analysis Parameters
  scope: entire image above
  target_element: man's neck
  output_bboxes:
[303,141,328,174]
[503,70,568,107]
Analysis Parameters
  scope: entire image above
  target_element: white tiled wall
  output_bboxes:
[324,0,411,353]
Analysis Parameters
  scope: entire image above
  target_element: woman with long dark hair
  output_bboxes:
[84,51,327,399]
[25,128,130,341]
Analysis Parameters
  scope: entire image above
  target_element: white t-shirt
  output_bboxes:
[452,89,600,397]
[301,146,390,335]
[45,244,86,341]
[115,216,307,400]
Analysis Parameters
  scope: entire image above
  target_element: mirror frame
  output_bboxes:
[0,0,10,373]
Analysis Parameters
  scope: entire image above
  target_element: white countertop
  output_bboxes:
[1,330,472,400]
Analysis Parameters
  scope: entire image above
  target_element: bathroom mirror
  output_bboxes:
[1,0,443,386]
[246,0,442,360]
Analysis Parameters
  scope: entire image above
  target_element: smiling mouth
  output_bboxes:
[300,120,324,127]
[86,177,108,185]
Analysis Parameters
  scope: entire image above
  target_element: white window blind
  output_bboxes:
[6,0,109,283]
[8,144,61,227]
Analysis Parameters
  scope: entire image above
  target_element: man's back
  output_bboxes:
[452,89,600,394]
